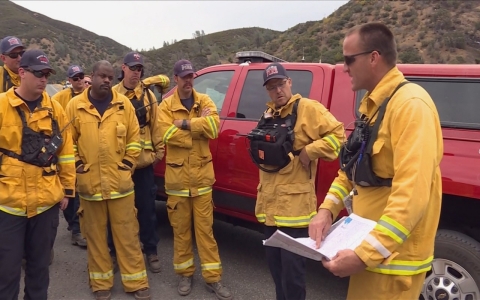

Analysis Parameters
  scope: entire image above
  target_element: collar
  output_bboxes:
[76,88,124,109]
[7,88,52,109]
[170,88,199,111]
[116,80,144,100]
[266,93,302,116]
[4,65,20,87]
[359,67,405,117]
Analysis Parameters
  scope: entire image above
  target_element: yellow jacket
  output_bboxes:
[51,88,83,110]
[0,88,76,217]
[65,88,141,201]
[142,74,170,90]
[0,66,20,93]
[158,89,219,197]
[255,94,345,227]
[112,81,164,168]
[319,67,443,276]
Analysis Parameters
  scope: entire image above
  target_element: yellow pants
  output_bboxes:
[166,192,222,283]
[347,270,426,300]
[79,194,149,292]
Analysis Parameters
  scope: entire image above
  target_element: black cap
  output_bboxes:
[173,59,195,77]
[0,36,24,54]
[123,52,144,66]
[67,65,84,77]
[19,49,56,74]
[263,62,288,86]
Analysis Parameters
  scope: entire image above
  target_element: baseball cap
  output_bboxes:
[173,59,195,78]
[67,65,84,78]
[123,52,144,66]
[1,36,24,54]
[263,62,288,86]
[19,49,56,74]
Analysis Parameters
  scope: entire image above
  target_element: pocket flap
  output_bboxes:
[116,124,126,137]
[201,154,213,166]
[166,157,184,167]
[372,139,385,155]
[0,164,23,178]
[277,182,312,195]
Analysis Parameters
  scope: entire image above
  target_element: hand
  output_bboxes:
[201,108,211,117]
[308,208,333,248]
[76,165,87,174]
[299,148,311,170]
[59,197,69,211]
[322,249,367,277]
[173,119,183,128]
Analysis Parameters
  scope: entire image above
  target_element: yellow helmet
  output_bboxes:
[142,74,170,90]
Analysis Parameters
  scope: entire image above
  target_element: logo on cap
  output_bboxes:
[37,55,49,64]
[8,37,20,46]
[72,66,80,72]
[133,53,140,60]
[182,64,193,71]
[266,66,278,76]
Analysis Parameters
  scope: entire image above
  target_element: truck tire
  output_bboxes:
[420,229,480,300]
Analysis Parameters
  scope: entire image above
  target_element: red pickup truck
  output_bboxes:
[154,52,480,299]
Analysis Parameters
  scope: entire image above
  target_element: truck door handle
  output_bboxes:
[236,133,248,137]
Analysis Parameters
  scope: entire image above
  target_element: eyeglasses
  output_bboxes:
[343,50,380,66]
[3,50,25,59]
[71,74,85,81]
[84,81,92,85]
[266,80,287,91]
[25,69,51,79]
[128,65,143,72]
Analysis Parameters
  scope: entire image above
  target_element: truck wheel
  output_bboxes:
[420,229,480,300]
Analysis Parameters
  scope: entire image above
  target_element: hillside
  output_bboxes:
[265,0,480,64]
[1,0,479,84]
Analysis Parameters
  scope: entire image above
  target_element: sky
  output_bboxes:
[12,1,348,50]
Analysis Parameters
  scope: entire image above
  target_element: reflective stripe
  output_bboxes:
[201,262,222,271]
[58,154,75,164]
[165,186,212,197]
[375,215,410,244]
[256,213,266,223]
[0,204,53,216]
[325,194,340,204]
[126,142,142,151]
[322,134,341,156]
[73,145,78,151]
[274,211,317,227]
[364,233,392,258]
[121,270,147,281]
[140,139,154,150]
[174,258,194,270]
[90,270,114,280]
[206,116,218,138]
[367,256,433,275]
[163,125,179,144]
[328,183,349,200]
[79,189,134,201]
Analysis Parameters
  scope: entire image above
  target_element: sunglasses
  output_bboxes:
[128,65,143,72]
[71,74,85,81]
[84,81,92,85]
[25,69,52,79]
[3,50,26,59]
[343,50,381,66]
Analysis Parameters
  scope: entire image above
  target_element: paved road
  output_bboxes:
[20,202,348,300]
[46,84,61,97]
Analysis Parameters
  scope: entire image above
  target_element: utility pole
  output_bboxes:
[301,47,305,62]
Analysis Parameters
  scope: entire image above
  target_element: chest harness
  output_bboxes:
[247,99,300,173]
[340,81,409,187]
[2,68,14,92]
[0,105,64,168]
[130,88,155,128]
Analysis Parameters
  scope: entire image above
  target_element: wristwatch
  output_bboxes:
[181,119,188,130]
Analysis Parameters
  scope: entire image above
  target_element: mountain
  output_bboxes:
[1,0,479,84]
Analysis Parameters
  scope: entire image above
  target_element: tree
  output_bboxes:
[192,30,206,54]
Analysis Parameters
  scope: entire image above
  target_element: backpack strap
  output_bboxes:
[365,81,410,154]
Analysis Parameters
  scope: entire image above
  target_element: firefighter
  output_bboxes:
[158,59,233,300]
[65,60,150,300]
[52,64,87,248]
[0,49,75,299]
[309,22,443,300]
[142,74,170,97]
[110,52,165,273]
[0,35,25,93]
[252,62,345,300]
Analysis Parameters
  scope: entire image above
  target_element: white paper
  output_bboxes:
[263,213,377,261]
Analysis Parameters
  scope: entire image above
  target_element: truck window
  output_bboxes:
[236,70,313,119]
[355,78,480,129]
[192,71,235,113]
